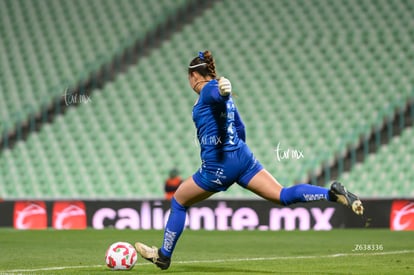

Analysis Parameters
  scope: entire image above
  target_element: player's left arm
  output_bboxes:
[218,77,246,141]
[202,77,231,104]
[234,110,246,142]
[218,77,231,96]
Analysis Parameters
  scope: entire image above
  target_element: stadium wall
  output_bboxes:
[1,199,413,231]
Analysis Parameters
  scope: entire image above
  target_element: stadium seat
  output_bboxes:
[0,0,188,135]
[339,127,414,197]
[0,0,413,198]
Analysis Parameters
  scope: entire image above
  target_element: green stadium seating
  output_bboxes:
[0,0,188,135]
[339,127,414,197]
[0,0,413,199]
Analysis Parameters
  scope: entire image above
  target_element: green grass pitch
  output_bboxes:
[0,229,413,274]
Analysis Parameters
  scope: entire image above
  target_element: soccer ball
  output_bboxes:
[105,242,137,270]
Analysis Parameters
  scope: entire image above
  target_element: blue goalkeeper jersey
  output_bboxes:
[192,79,245,161]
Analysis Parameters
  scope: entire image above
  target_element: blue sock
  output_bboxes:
[280,184,330,205]
[160,197,188,258]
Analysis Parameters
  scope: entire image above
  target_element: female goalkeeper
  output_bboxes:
[135,50,363,270]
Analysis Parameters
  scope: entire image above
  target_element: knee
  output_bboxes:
[171,197,188,212]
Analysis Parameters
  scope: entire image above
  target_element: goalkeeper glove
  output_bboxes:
[218,77,232,96]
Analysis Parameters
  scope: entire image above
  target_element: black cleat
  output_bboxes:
[135,242,171,270]
[329,181,364,215]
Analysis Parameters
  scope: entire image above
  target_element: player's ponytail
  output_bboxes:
[188,50,217,79]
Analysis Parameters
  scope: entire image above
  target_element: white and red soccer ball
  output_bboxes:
[105,242,137,270]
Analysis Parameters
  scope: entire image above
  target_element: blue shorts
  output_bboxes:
[192,144,263,192]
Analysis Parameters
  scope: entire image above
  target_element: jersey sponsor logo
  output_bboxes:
[14,201,47,229]
[226,102,235,109]
[212,178,223,185]
[390,200,414,231]
[52,201,87,229]
[212,168,226,185]
[215,168,225,177]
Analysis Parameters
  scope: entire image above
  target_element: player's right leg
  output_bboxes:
[135,176,214,270]
[329,181,364,215]
[245,169,364,215]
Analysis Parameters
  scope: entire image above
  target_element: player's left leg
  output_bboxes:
[135,176,214,270]
[246,169,363,215]
[158,178,214,259]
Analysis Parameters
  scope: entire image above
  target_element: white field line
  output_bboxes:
[2,249,414,273]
